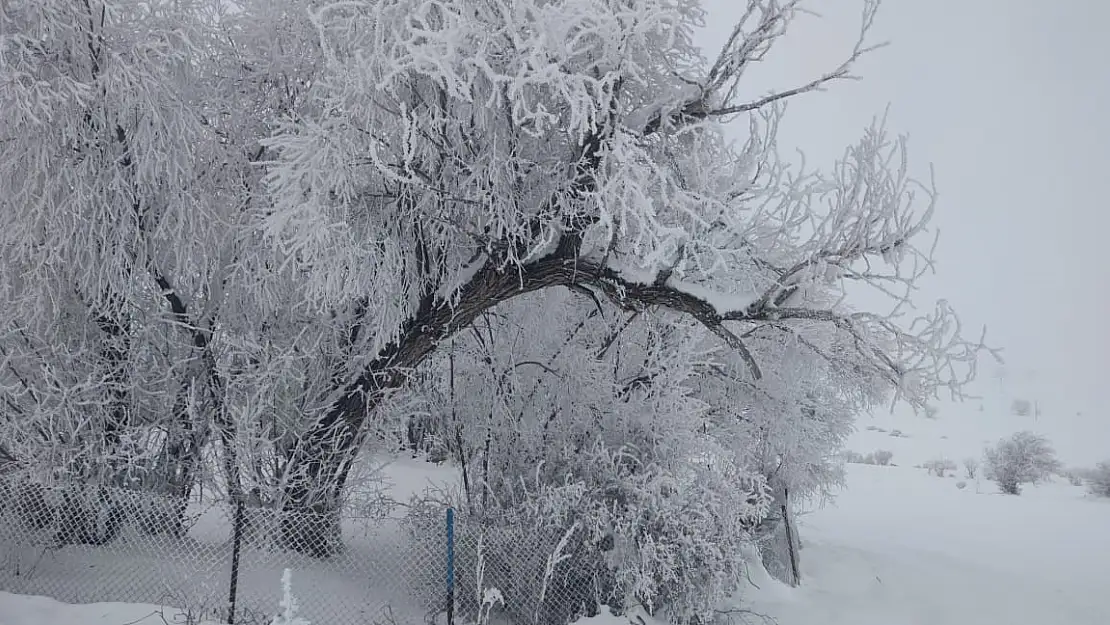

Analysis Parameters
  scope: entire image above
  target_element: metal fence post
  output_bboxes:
[228,498,246,625]
[446,507,456,625]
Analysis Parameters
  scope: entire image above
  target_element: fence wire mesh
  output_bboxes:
[402,504,604,625]
[0,475,597,625]
[448,522,603,625]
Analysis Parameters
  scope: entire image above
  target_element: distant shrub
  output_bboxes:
[923,458,957,478]
[864,425,888,433]
[1061,468,1086,487]
[983,431,1061,495]
[963,457,979,479]
[1086,461,1110,498]
[873,450,894,466]
[888,429,909,438]
[841,450,864,464]
[955,480,968,490]
[842,450,892,466]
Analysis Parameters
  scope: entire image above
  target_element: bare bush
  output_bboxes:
[983,431,1061,495]
[955,480,968,490]
[873,450,894,466]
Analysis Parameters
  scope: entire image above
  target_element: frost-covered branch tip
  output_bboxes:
[644,0,885,135]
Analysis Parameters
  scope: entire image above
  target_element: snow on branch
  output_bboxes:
[566,257,986,403]
[640,0,885,135]
[246,0,991,413]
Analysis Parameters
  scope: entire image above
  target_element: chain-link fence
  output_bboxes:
[0,476,597,625]
[405,506,604,625]
[447,520,605,625]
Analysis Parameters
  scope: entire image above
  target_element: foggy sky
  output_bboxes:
[699,1,1109,463]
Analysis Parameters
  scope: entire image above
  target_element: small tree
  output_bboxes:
[983,431,1061,495]
[1086,461,1110,498]
[873,450,894,466]
[963,457,979,479]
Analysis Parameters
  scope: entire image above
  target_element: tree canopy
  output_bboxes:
[0,0,991,572]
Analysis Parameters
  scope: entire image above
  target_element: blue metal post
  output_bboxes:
[446,507,456,625]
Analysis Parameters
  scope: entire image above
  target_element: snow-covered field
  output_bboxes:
[2,459,1107,625]
[741,463,1110,625]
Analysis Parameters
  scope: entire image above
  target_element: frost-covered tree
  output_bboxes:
[0,0,331,507]
[983,431,1060,495]
[0,0,238,490]
[253,0,990,554]
[1,0,992,560]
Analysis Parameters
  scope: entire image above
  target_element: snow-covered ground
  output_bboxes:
[742,463,1110,625]
[2,458,1107,625]
[0,592,225,625]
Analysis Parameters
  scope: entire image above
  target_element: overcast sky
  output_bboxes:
[699,1,1109,463]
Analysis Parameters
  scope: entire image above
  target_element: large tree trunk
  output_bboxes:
[277,257,581,556]
[277,366,408,556]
